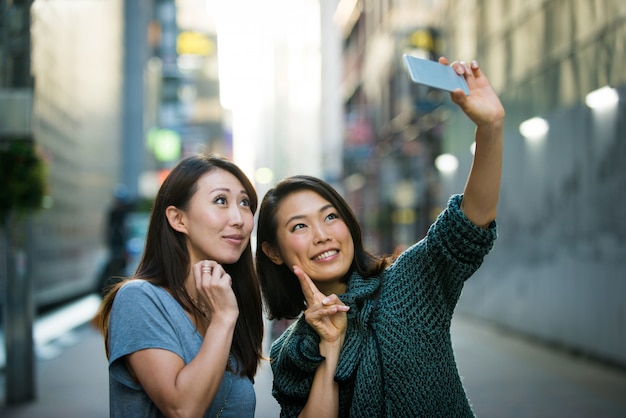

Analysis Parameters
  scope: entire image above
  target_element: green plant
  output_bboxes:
[0,139,47,223]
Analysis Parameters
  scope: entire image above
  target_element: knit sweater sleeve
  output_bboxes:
[387,193,497,320]
[269,316,324,417]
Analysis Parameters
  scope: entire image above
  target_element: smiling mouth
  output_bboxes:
[312,250,338,261]
[224,235,245,245]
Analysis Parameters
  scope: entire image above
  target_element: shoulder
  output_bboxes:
[112,280,176,317]
[116,279,167,301]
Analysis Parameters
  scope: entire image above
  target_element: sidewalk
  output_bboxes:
[0,324,109,418]
[452,316,626,417]
[1,294,626,417]
[0,293,280,418]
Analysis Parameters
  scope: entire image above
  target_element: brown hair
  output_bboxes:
[96,153,263,379]
[255,175,387,319]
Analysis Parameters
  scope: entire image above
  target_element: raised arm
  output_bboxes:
[440,57,505,228]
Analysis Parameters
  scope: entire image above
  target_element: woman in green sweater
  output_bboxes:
[256,56,505,417]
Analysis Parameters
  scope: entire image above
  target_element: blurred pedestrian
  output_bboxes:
[96,154,264,417]
[255,57,505,417]
[97,184,132,296]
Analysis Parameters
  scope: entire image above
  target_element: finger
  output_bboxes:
[193,260,221,285]
[201,262,213,276]
[306,305,349,320]
[321,294,350,313]
[293,265,324,304]
[320,294,340,306]
[470,59,480,76]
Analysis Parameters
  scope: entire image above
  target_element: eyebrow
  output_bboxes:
[284,203,334,226]
[210,187,248,195]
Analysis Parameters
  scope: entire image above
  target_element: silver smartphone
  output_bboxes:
[403,54,470,95]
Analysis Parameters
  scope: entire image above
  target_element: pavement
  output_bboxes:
[1,294,626,417]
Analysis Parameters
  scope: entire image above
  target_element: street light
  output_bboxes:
[585,86,619,109]
[435,153,459,174]
[519,117,548,142]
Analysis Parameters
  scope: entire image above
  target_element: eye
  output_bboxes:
[325,212,339,222]
[214,195,227,205]
[239,197,251,207]
[291,223,307,232]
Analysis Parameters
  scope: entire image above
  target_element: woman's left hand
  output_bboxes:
[439,57,505,128]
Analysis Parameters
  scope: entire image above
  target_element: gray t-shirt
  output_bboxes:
[108,280,255,417]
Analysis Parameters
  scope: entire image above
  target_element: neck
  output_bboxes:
[315,280,347,296]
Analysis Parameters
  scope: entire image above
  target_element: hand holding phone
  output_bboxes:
[403,54,470,95]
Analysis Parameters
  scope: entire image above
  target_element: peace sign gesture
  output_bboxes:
[293,265,350,344]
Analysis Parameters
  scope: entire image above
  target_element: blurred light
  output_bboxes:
[178,84,197,102]
[42,195,54,209]
[470,141,476,155]
[139,171,161,198]
[585,86,619,109]
[34,294,101,346]
[393,180,416,208]
[176,31,215,56]
[435,153,459,174]
[391,208,416,225]
[345,172,366,192]
[214,1,272,111]
[177,55,203,72]
[255,167,274,185]
[148,128,181,162]
[519,117,548,141]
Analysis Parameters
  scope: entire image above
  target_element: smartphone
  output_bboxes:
[403,54,470,95]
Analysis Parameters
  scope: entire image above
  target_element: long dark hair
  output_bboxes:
[255,175,387,319]
[97,153,263,379]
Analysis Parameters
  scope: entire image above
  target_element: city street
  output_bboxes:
[1,294,626,417]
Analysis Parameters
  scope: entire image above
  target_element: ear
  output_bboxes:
[165,205,188,235]
[261,241,284,265]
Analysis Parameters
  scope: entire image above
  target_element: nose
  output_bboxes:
[229,205,245,227]
[312,223,330,244]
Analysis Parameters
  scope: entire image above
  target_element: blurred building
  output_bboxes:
[5,0,127,307]
[333,0,626,367]
[336,1,449,255]
[0,0,226,309]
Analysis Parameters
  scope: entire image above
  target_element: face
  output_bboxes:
[267,190,354,294]
[173,169,254,265]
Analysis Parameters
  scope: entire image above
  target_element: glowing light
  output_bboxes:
[435,153,458,174]
[519,117,548,141]
[585,86,619,109]
[255,167,274,184]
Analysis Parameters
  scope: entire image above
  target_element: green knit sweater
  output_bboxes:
[269,194,497,417]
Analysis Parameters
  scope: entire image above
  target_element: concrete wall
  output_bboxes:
[440,0,626,366]
[448,97,626,366]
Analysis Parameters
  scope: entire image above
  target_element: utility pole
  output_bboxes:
[0,0,37,405]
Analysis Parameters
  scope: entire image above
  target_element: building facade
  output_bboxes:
[335,0,626,366]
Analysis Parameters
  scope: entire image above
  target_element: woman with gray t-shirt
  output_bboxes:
[95,154,264,417]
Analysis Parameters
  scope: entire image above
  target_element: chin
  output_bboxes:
[221,252,245,265]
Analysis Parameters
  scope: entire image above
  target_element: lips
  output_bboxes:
[312,249,338,261]
[223,234,245,246]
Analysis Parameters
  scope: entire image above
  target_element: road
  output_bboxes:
[1,294,626,417]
